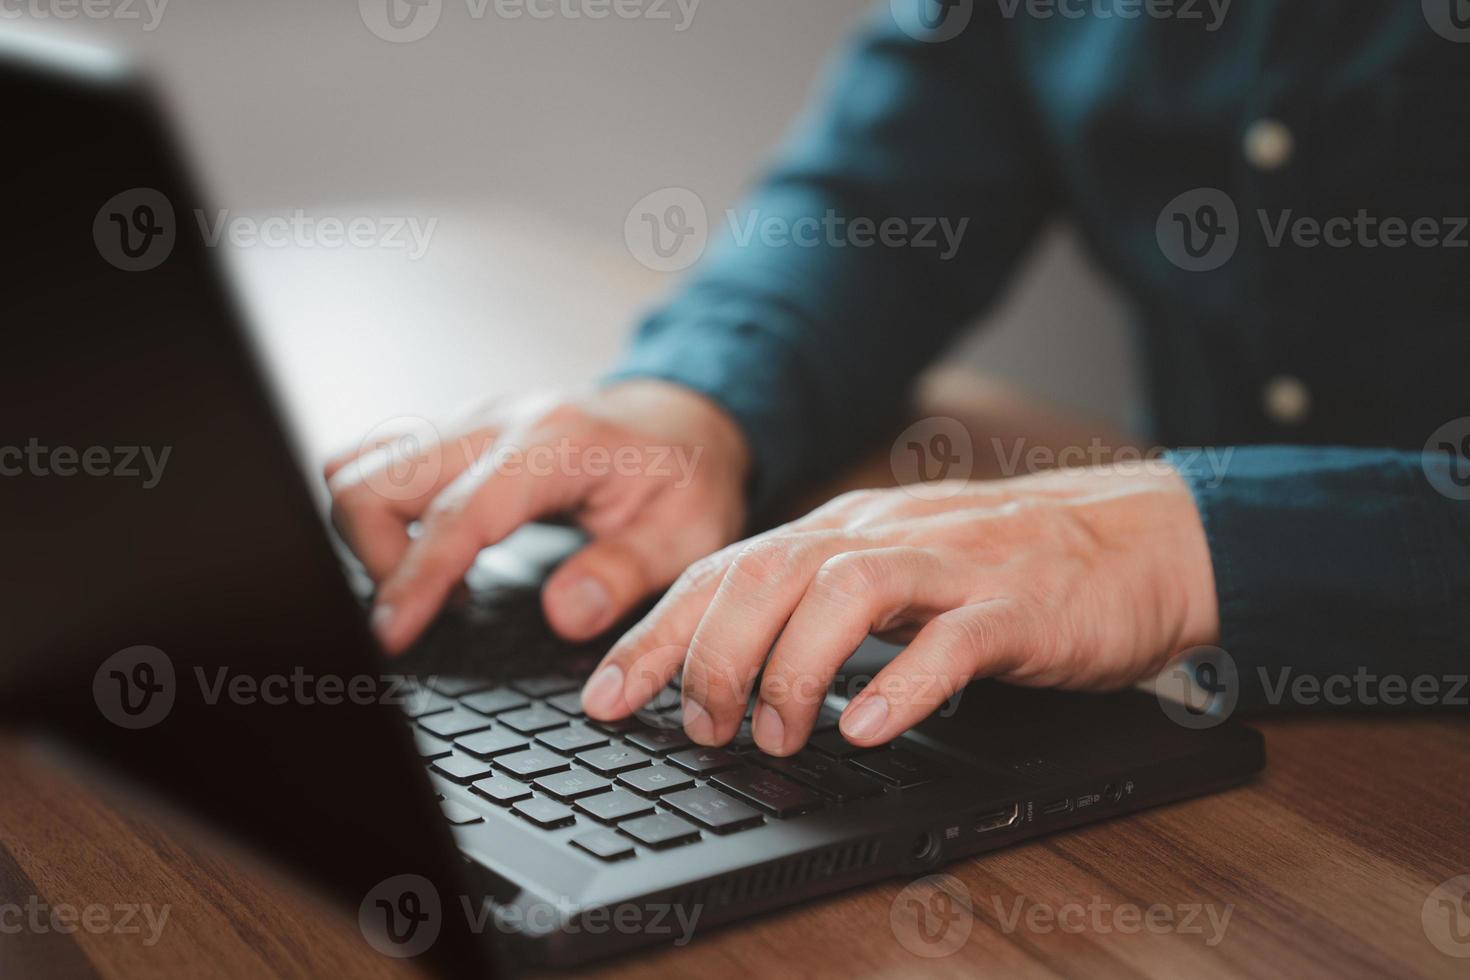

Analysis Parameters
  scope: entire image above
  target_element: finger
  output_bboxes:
[578,541,742,720]
[541,515,713,641]
[678,531,848,746]
[838,600,1030,747]
[327,425,487,580]
[755,548,973,755]
[373,451,594,653]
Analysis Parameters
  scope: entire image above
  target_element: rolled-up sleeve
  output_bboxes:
[609,5,1054,517]
[1169,446,1470,708]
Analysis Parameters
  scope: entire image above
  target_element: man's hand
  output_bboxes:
[580,465,1219,756]
[326,381,750,653]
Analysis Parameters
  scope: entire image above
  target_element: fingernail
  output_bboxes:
[682,697,715,744]
[580,664,625,718]
[752,701,785,753]
[560,576,612,636]
[841,696,889,743]
[371,605,395,647]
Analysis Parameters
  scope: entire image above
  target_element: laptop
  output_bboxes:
[0,32,1264,975]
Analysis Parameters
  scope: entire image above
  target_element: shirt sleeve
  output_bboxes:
[1168,445,1470,709]
[608,6,1055,518]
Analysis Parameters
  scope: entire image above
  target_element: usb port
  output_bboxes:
[974,803,1021,834]
[1040,798,1074,817]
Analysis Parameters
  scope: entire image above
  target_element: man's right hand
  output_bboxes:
[325,380,750,655]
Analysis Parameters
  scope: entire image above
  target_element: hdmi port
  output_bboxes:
[975,803,1022,834]
[1040,798,1074,817]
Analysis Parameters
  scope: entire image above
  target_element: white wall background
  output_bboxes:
[25,0,1139,433]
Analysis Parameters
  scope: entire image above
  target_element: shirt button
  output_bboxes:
[1262,375,1312,425]
[1243,118,1294,171]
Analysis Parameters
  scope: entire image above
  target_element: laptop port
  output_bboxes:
[911,832,940,862]
[1104,783,1123,804]
[1040,797,1074,817]
[974,803,1021,834]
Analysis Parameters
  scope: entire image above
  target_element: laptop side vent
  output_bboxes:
[668,838,883,912]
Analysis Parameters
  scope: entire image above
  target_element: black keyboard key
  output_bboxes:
[439,799,484,825]
[400,688,455,719]
[510,674,580,698]
[667,746,742,775]
[535,725,609,755]
[512,796,576,829]
[470,775,532,805]
[619,812,700,849]
[661,786,764,833]
[430,753,496,784]
[755,750,886,802]
[498,705,572,735]
[545,691,585,716]
[808,730,867,758]
[571,827,636,862]
[413,731,454,760]
[812,708,842,732]
[576,746,654,776]
[460,688,531,717]
[710,768,822,817]
[587,716,641,734]
[427,676,494,697]
[534,770,614,801]
[495,748,571,780]
[625,728,693,755]
[617,765,696,797]
[847,748,948,788]
[575,789,656,823]
[454,728,530,759]
[641,686,682,712]
[418,708,495,739]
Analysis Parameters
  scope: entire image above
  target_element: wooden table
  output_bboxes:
[2,715,1467,978]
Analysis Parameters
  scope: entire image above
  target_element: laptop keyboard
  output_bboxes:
[402,672,950,863]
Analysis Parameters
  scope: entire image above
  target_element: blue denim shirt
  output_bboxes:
[611,2,1469,700]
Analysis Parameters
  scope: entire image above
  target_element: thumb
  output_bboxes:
[542,521,699,641]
